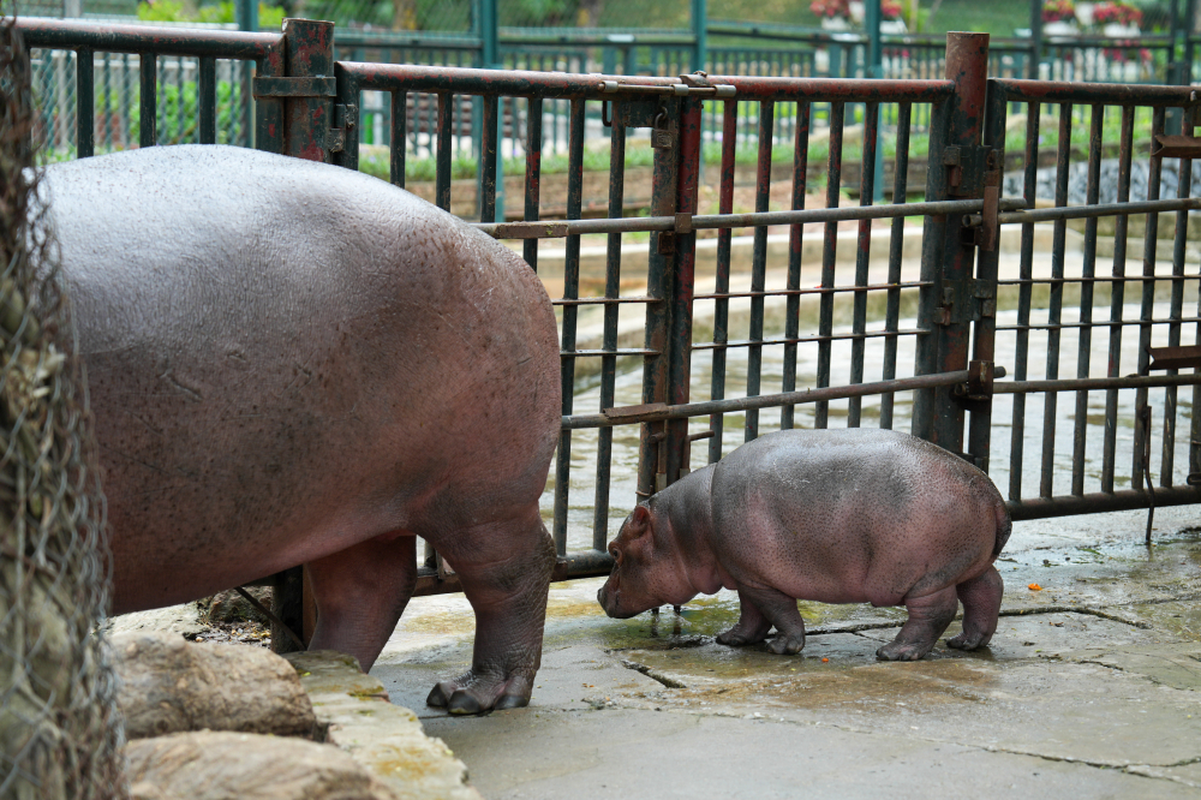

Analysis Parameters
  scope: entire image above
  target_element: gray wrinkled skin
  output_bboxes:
[42,145,561,714]
[598,429,1011,661]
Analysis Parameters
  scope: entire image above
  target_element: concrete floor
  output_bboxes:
[373,506,1201,799]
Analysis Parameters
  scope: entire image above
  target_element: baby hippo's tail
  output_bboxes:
[992,495,1012,557]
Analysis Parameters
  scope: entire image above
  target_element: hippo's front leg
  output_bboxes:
[426,510,556,715]
[716,586,807,655]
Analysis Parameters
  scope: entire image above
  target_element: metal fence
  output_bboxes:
[13,19,1201,600]
[0,17,126,799]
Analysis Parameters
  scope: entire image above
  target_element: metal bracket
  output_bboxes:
[253,75,336,99]
[1151,134,1201,159]
[944,144,1000,199]
[953,359,995,403]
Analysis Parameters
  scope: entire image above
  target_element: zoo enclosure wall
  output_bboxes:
[15,18,1201,601]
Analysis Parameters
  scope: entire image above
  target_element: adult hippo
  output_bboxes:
[40,144,561,714]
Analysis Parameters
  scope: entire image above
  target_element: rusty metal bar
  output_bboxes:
[781,99,811,432]
[707,98,738,464]
[590,106,626,552]
[479,94,498,222]
[816,100,844,429]
[198,55,216,145]
[880,102,912,431]
[390,90,406,186]
[16,18,279,58]
[986,76,1197,107]
[435,92,452,210]
[1007,101,1040,502]
[1039,103,1071,499]
[1070,104,1104,496]
[566,369,990,429]
[138,51,156,147]
[551,97,586,556]
[848,101,879,428]
[744,98,773,442]
[1134,105,1168,491]
[521,95,543,269]
[1162,105,1195,488]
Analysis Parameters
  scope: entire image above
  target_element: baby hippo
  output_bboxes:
[598,428,1011,660]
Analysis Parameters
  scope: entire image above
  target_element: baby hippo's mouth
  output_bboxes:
[597,582,638,619]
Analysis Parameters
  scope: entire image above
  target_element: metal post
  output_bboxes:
[280,17,335,161]
[1028,0,1042,80]
[912,32,990,456]
[691,0,707,74]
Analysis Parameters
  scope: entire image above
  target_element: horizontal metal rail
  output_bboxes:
[988,76,1200,106]
[563,369,985,429]
[15,17,280,58]
[476,198,1026,239]
[964,197,1201,228]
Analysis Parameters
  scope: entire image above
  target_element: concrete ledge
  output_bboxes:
[287,651,481,800]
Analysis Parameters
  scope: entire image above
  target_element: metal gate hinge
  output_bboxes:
[329,102,357,154]
[944,145,1000,199]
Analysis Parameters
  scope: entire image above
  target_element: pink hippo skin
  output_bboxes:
[598,428,1011,660]
[41,145,561,713]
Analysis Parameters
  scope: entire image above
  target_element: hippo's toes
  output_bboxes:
[716,629,767,647]
[766,633,805,655]
[875,640,934,661]
[426,674,533,715]
[945,631,992,651]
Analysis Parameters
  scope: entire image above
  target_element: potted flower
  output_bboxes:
[881,0,908,32]
[1093,0,1142,36]
[1042,0,1078,35]
[811,0,853,30]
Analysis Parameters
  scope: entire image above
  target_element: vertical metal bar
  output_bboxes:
[1162,104,1193,486]
[912,31,989,453]
[435,92,452,211]
[708,99,737,463]
[333,68,359,171]
[522,96,543,270]
[881,101,911,431]
[637,97,679,499]
[552,98,585,555]
[390,90,406,187]
[663,96,702,484]
[1133,106,1166,490]
[199,55,216,145]
[255,43,285,154]
[479,94,498,222]
[744,99,773,442]
[782,100,811,432]
[967,79,1007,471]
[816,100,845,430]
[1070,104,1103,496]
[1009,99,1039,494]
[848,101,878,428]
[592,108,625,553]
[139,52,156,147]
[1040,104,1071,499]
[76,47,94,158]
[1102,105,1135,494]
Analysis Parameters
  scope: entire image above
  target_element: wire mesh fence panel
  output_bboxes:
[0,17,127,800]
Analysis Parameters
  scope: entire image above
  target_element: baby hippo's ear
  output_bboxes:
[621,504,653,540]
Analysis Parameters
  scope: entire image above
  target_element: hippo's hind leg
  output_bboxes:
[305,532,418,672]
[717,586,807,655]
[946,565,1003,651]
[426,506,556,715]
[877,585,958,661]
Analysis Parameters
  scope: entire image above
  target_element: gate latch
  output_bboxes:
[252,75,352,154]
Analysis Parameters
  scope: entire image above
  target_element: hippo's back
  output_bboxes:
[42,145,561,610]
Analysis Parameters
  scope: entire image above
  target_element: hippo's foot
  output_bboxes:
[715,623,771,648]
[427,670,533,715]
[875,639,936,661]
[877,586,959,661]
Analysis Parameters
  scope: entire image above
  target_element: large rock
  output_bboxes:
[125,730,398,800]
[112,631,315,739]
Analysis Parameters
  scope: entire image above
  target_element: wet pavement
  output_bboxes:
[373,507,1201,799]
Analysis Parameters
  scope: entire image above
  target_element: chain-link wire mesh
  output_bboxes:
[0,12,127,800]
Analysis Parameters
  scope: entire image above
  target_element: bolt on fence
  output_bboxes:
[0,15,127,800]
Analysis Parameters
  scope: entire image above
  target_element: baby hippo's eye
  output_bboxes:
[608,544,620,560]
